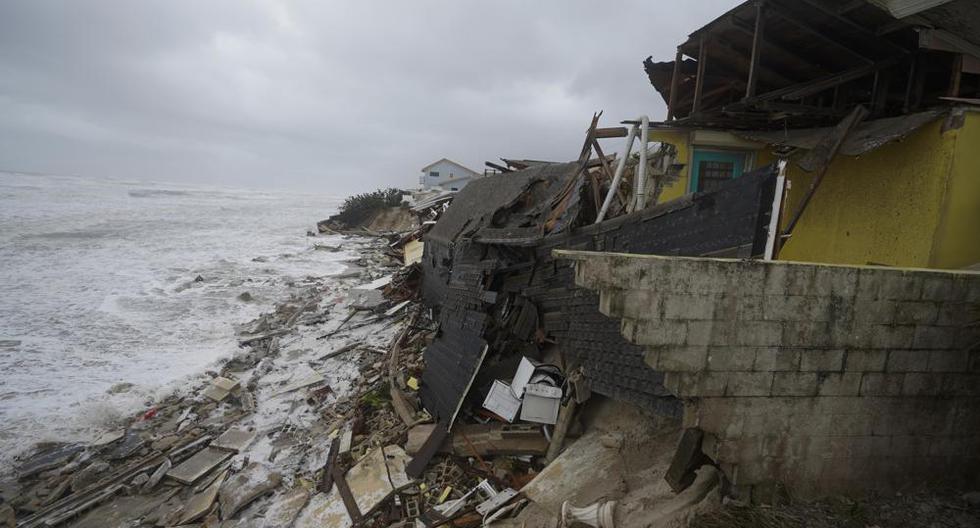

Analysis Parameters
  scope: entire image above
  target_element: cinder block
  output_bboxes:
[725,372,774,397]
[844,349,888,372]
[852,299,897,326]
[812,266,858,298]
[926,350,970,372]
[855,268,885,300]
[868,325,915,349]
[889,435,931,457]
[935,302,974,327]
[860,373,904,396]
[781,322,832,348]
[816,372,862,396]
[663,293,719,321]
[826,413,872,436]
[695,372,729,397]
[942,373,980,397]
[894,301,939,325]
[912,325,956,350]
[598,289,625,317]
[754,348,801,372]
[657,346,709,372]
[621,290,663,319]
[920,275,958,302]
[764,295,829,322]
[707,347,756,371]
[735,294,765,321]
[686,320,715,346]
[771,372,818,396]
[763,264,814,296]
[800,349,845,372]
[886,350,928,372]
[632,320,688,346]
[736,321,783,347]
[878,271,923,301]
[902,373,945,396]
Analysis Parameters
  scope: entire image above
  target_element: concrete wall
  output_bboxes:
[557,249,980,498]
[648,111,980,270]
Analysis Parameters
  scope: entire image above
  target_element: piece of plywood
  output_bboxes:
[211,427,257,453]
[179,470,226,524]
[403,240,424,265]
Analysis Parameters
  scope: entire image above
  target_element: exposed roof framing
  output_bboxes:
[645,0,979,130]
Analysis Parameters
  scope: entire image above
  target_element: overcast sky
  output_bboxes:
[0,1,739,194]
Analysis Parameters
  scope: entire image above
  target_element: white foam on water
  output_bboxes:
[0,171,352,470]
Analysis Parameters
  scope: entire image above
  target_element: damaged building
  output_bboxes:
[414,0,980,506]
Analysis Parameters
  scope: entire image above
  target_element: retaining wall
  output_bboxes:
[557,250,980,498]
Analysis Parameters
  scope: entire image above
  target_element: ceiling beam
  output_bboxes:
[768,5,878,64]
[795,0,911,55]
[728,15,833,76]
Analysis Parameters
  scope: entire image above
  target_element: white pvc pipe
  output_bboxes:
[635,115,650,211]
[595,124,638,224]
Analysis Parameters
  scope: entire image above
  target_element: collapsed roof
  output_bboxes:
[644,0,980,129]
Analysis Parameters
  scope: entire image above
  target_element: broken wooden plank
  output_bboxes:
[405,422,449,479]
[665,428,706,493]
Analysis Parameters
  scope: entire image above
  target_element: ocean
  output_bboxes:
[0,171,349,469]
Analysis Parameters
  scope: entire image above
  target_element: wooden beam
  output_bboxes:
[667,48,683,120]
[948,54,963,98]
[784,105,869,235]
[594,127,628,139]
[795,0,909,55]
[745,1,766,98]
[729,16,831,77]
[770,5,876,64]
[692,37,708,115]
[750,56,901,102]
[903,53,918,113]
[836,0,865,15]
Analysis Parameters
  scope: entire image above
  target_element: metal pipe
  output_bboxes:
[595,124,637,224]
[635,115,649,211]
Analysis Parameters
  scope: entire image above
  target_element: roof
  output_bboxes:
[420,158,480,175]
[732,108,948,155]
[644,0,980,130]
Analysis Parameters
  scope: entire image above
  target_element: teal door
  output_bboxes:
[690,150,749,193]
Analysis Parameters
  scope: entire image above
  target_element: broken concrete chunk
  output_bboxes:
[293,491,351,528]
[211,427,257,453]
[71,460,110,492]
[347,445,411,515]
[142,457,172,493]
[180,470,227,525]
[106,430,145,460]
[260,487,311,528]
[167,447,232,485]
[17,444,83,478]
[90,429,125,447]
[203,376,241,402]
[219,462,282,519]
[349,289,385,311]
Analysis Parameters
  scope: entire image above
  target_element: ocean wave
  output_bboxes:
[127,189,191,198]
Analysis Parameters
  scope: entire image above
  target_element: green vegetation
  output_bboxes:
[332,187,403,228]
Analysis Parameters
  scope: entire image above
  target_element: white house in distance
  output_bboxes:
[419,158,482,192]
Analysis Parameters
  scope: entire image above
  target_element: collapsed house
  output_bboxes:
[413,0,980,507]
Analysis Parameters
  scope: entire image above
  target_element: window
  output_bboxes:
[429,171,440,178]
[690,149,750,193]
[450,187,459,191]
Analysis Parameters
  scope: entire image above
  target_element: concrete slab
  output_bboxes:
[71,489,178,528]
[91,430,125,447]
[166,447,232,485]
[211,427,257,453]
[219,462,282,518]
[106,430,144,460]
[17,444,83,478]
[293,491,351,528]
[180,470,227,524]
[261,487,311,528]
[349,445,411,515]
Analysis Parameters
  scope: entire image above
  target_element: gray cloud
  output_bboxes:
[0,0,739,193]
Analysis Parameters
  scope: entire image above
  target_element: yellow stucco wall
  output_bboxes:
[649,130,691,203]
[778,118,958,268]
[649,112,979,269]
[930,113,980,269]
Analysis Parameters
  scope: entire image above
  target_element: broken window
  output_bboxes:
[690,149,750,193]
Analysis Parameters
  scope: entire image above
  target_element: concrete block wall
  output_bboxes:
[556,250,980,498]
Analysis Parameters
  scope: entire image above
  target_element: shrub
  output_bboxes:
[332,187,403,227]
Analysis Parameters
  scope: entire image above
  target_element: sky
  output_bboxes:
[0,1,740,194]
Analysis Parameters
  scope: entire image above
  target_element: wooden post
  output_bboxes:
[545,398,578,464]
[746,1,766,98]
[692,37,708,115]
[667,48,683,120]
[948,53,963,97]
[903,53,918,113]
